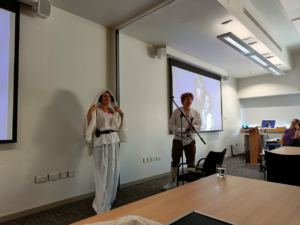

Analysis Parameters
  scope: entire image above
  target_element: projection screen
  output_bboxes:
[0,0,19,143]
[169,58,223,132]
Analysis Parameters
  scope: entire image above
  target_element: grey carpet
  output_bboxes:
[1,155,263,225]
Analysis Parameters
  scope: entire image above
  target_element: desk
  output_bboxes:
[260,146,300,156]
[241,126,286,133]
[72,175,300,225]
[264,138,281,150]
[264,138,280,143]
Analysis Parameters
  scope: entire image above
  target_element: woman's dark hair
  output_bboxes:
[180,92,194,105]
[98,91,115,103]
[204,91,213,113]
[193,76,205,97]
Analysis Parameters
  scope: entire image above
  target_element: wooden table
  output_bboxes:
[260,146,300,156]
[72,175,300,225]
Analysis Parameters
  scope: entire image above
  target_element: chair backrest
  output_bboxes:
[289,139,300,147]
[265,150,300,186]
[249,127,261,163]
[202,148,227,177]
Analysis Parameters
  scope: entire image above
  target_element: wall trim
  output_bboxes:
[0,192,95,223]
[1,157,232,223]
[120,171,170,189]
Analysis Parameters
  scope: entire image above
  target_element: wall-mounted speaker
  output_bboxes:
[157,48,166,60]
[18,0,52,19]
[222,75,229,81]
[36,0,51,19]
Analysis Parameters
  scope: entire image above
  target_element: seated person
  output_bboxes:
[280,119,300,146]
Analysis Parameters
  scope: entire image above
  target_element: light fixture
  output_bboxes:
[266,66,283,76]
[268,67,280,75]
[217,32,285,76]
[248,54,269,67]
[218,32,256,55]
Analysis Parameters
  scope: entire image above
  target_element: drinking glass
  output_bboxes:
[216,164,226,177]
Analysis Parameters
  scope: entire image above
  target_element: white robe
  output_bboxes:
[83,90,123,214]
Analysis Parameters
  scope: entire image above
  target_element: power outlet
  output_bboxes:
[68,170,74,177]
[35,174,48,184]
[143,158,147,163]
[151,156,156,161]
[229,144,234,148]
[147,157,151,162]
[235,143,239,146]
[61,171,68,179]
[156,155,161,160]
[48,172,60,181]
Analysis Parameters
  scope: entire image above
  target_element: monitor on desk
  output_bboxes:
[261,120,276,129]
[242,125,249,130]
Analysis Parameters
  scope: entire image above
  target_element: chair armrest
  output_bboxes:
[197,158,206,167]
[176,163,204,180]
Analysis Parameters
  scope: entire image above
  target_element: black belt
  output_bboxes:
[95,129,116,137]
[175,134,193,140]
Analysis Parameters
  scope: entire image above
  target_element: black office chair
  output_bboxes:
[265,150,300,186]
[289,139,300,147]
[176,148,227,186]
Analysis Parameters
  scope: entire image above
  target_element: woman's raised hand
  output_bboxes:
[89,104,97,114]
[114,106,123,114]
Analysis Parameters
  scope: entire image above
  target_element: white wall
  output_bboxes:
[237,52,300,99]
[0,7,111,217]
[119,33,243,185]
[237,52,300,139]
[240,94,300,139]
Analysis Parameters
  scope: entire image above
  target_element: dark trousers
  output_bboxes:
[171,139,196,167]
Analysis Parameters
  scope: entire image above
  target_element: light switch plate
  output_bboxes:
[61,171,68,179]
[48,172,60,181]
[68,170,74,177]
[35,175,48,183]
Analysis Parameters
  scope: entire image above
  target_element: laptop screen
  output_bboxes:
[261,120,276,129]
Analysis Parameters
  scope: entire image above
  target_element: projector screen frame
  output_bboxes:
[0,0,20,144]
[169,57,223,133]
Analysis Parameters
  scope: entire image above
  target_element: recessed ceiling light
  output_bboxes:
[247,71,254,74]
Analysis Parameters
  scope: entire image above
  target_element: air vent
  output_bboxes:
[244,8,282,52]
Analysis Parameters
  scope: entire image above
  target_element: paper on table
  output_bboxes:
[85,215,162,225]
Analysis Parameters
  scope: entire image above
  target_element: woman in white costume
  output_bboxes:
[84,90,124,214]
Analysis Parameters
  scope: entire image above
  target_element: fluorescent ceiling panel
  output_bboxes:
[223,37,251,54]
[217,32,285,76]
[217,32,257,56]
[249,55,269,67]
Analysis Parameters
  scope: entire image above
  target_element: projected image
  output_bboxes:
[0,7,15,140]
[172,66,222,132]
[261,120,276,129]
